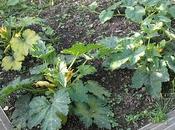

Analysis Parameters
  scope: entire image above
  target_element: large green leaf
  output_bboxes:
[77,65,96,77]
[129,46,146,65]
[157,15,171,23]
[28,97,49,129]
[74,102,93,127]
[31,41,56,63]
[28,89,70,130]
[147,63,169,97]
[62,43,101,56]
[69,81,89,102]
[0,75,42,104]
[99,3,119,23]
[85,80,111,100]
[169,6,175,18]
[131,68,149,88]
[74,96,112,129]
[11,95,31,129]
[132,61,169,98]
[30,64,48,75]
[121,0,138,6]
[125,6,145,23]
[99,10,114,24]
[107,50,132,70]
[99,36,118,48]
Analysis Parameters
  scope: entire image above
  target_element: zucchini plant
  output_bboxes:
[0,42,115,130]
[0,16,54,70]
[96,0,175,98]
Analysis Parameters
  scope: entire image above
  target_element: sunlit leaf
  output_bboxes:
[62,43,101,56]
[1,56,22,71]
[125,6,145,23]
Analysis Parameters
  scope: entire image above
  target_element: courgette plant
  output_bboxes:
[96,0,175,98]
[0,41,115,130]
[0,16,54,70]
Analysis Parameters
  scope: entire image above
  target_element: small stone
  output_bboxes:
[3,106,8,111]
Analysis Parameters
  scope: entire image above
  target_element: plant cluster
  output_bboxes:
[94,0,175,98]
[0,1,115,130]
[1,0,175,129]
[1,42,115,130]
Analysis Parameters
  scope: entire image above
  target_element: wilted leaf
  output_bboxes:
[65,69,74,82]
[11,29,40,57]
[1,56,22,71]
[58,62,68,87]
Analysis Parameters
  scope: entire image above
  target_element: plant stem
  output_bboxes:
[68,55,77,70]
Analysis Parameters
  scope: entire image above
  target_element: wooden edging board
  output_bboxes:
[139,109,175,130]
[0,106,12,130]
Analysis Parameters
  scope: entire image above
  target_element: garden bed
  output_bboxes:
[1,0,175,130]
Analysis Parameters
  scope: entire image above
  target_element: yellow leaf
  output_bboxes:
[1,56,22,71]
[0,26,8,39]
[10,37,29,56]
[13,52,25,61]
[22,29,40,46]
[11,29,41,57]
